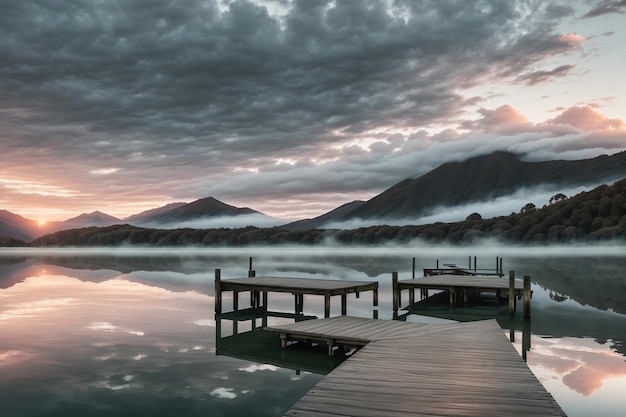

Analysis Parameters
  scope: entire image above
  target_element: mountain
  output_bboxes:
[330,150,626,223]
[123,202,187,223]
[128,196,268,226]
[282,201,366,230]
[46,211,123,233]
[0,210,39,241]
[29,177,626,247]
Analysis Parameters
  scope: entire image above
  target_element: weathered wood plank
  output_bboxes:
[216,274,378,317]
[271,317,566,417]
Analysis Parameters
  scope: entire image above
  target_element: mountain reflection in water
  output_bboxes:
[0,246,625,417]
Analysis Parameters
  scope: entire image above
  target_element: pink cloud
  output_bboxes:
[530,338,626,397]
[544,106,626,130]
[559,33,585,44]
[461,105,530,134]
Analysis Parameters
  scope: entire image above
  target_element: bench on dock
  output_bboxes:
[267,316,566,417]
[214,269,379,318]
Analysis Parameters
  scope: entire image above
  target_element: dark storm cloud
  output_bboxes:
[1,0,579,161]
[582,0,626,18]
[516,64,576,86]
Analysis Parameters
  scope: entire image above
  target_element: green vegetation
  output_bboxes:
[0,236,27,247]
[3,179,624,248]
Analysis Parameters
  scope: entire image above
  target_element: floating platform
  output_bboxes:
[214,269,379,318]
[267,316,566,417]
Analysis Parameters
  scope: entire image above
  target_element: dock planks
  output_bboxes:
[271,317,566,417]
[214,271,378,318]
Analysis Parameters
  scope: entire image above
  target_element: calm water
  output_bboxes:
[1,245,625,416]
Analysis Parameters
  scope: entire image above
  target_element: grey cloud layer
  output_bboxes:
[2,1,577,153]
[0,0,622,218]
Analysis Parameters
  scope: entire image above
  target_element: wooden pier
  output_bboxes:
[267,316,566,417]
[393,271,532,319]
[419,256,504,277]
[214,269,378,318]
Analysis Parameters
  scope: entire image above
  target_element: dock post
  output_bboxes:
[373,285,378,307]
[248,269,256,306]
[233,291,239,311]
[412,257,416,279]
[341,294,347,315]
[508,271,515,317]
[474,256,477,274]
[324,295,331,318]
[522,319,531,362]
[392,272,399,312]
[215,268,222,314]
[449,287,455,309]
[523,275,531,320]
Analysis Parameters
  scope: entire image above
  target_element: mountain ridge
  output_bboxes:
[2,150,626,240]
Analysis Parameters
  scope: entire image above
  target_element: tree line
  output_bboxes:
[3,178,625,248]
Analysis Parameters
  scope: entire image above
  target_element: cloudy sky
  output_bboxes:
[1,0,625,223]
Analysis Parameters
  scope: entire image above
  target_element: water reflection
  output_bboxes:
[1,246,626,417]
[0,266,323,416]
[215,310,348,375]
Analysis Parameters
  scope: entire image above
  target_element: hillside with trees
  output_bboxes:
[4,178,624,248]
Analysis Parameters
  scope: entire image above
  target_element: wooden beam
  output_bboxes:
[214,268,222,314]
[523,275,531,320]
[324,295,331,318]
[392,272,399,312]
[509,270,515,318]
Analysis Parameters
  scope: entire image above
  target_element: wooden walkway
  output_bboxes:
[394,273,532,318]
[214,269,378,318]
[267,316,566,417]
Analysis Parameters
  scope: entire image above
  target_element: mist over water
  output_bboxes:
[1,244,625,417]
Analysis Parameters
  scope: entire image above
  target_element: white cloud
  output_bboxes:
[210,387,237,399]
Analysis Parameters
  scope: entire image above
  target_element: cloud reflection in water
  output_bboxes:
[529,336,626,397]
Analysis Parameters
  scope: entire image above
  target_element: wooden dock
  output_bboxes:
[267,316,566,417]
[214,269,378,318]
[419,256,504,277]
[393,272,532,319]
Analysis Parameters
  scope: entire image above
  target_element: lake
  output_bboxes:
[1,245,625,416]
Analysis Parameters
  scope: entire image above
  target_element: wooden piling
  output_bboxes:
[215,268,222,314]
[523,275,531,320]
[324,295,331,318]
[392,272,399,312]
[508,270,515,318]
